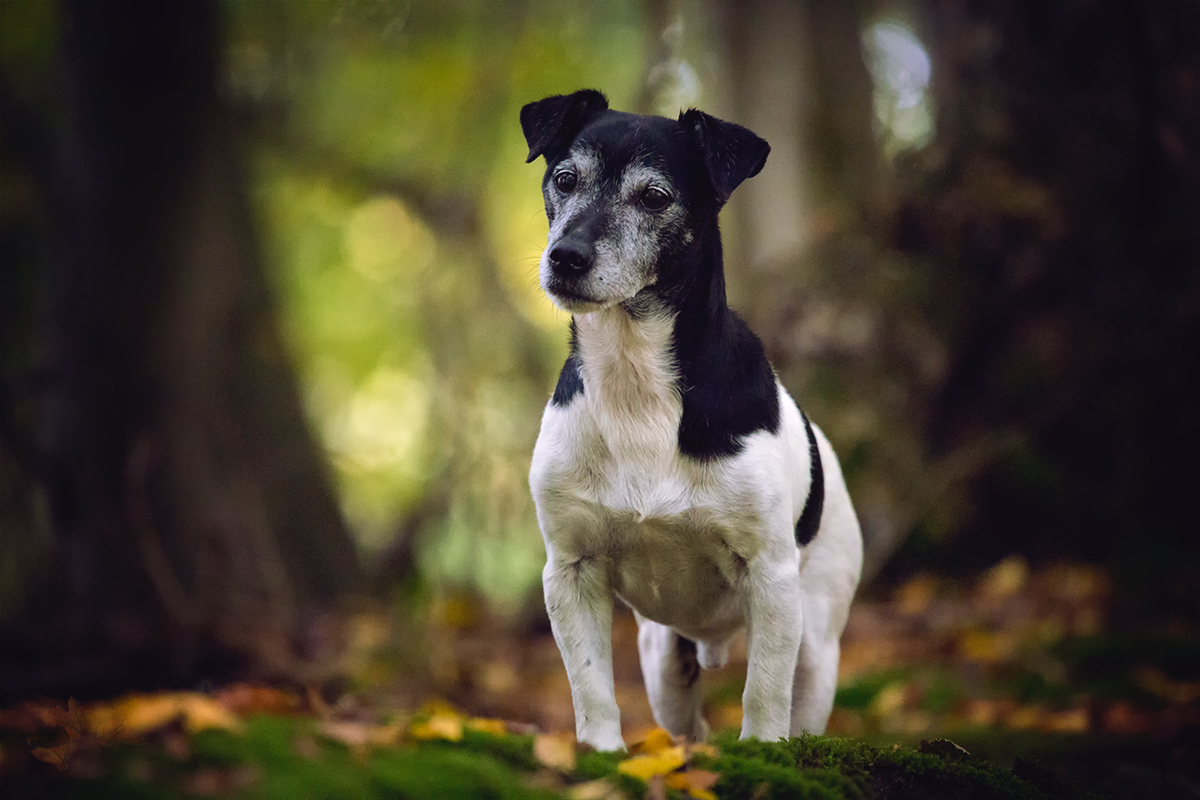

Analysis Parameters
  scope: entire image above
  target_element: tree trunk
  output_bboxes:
[0,0,362,700]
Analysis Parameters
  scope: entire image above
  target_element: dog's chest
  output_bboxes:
[572,309,689,514]
[532,310,773,630]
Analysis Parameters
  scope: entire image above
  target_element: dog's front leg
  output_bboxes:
[741,551,803,742]
[543,553,625,752]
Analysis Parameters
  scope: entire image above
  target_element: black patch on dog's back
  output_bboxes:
[676,310,780,460]
[794,410,824,546]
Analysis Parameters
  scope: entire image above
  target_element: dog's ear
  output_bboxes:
[521,89,609,164]
[680,109,770,204]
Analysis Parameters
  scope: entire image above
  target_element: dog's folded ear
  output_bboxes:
[521,89,610,164]
[680,109,770,205]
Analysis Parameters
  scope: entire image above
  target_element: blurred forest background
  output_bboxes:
[1,0,1197,756]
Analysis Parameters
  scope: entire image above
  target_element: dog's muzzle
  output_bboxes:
[548,239,592,277]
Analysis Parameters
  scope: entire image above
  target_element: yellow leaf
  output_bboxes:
[534,731,577,771]
[409,711,463,742]
[978,556,1028,600]
[628,726,674,755]
[116,694,187,733]
[178,694,244,734]
[666,769,720,800]
[466,717,508,736]
[617,746,686,782]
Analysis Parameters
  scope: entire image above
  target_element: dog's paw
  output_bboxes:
[577,731,627,753]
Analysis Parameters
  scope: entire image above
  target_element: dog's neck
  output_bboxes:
[572,231,729,387]
[572,304,680,465]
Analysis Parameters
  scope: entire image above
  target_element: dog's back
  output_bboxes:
[524,90,862,750]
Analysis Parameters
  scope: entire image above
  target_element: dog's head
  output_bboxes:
[521,90,769,313]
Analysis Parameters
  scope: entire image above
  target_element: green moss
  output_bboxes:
[370,747,559,800]
[700,731,1104,800]
[4,714,1109,800]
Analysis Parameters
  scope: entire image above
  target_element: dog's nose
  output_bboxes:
[549,241,592,275]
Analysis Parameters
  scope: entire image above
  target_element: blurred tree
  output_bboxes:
[0,0,362,699]
[898,0,1199,603]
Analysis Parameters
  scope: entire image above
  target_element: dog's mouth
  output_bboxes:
[544,277,607,312]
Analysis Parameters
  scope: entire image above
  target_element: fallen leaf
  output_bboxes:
[178,694,244,734]
[666,769,720,800]
[628,726,674,756]
[534,731,577,772]
[38,699,87,740]
[466,717,508,736]
[113,693,187,734]
[617,746,686,782]
[978,556,1028,600]
[568,778,622,800]
[30,742,72,770]
[408,711,463,742]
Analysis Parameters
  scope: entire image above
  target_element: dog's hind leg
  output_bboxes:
[635,613,709,741]
[789,594,841,736]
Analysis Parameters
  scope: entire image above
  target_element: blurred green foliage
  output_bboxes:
[224,0,648,604]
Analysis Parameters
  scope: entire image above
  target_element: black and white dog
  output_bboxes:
[523,90,863,751]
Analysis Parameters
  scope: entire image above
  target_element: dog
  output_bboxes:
[523,89,863,752]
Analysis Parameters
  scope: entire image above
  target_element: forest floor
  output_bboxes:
[1,557,1197,799]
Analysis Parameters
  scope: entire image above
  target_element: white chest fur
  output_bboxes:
[530,307,798,638]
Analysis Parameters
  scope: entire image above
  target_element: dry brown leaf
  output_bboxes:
[533,731,577,772]
[30,742,72,770]
[666,769,720,800]
[567,778,623,800]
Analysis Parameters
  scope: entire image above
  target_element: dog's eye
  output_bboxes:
[553,171,578,194]
[640,187,672,211]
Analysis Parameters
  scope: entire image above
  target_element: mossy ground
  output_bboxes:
[1,716,1108,800]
